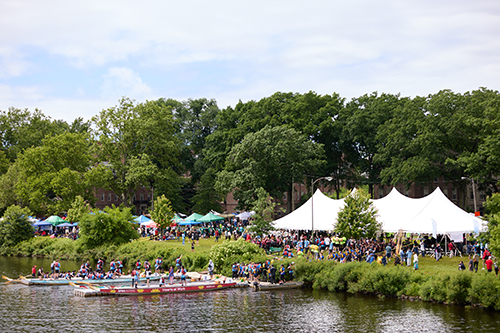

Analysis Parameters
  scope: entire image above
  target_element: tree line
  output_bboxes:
[0,87,499,218]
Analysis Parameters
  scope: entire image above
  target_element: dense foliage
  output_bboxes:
[78,206,139,248]
[335,188,381,239]
[0,205,34,247]
[0,87,499,221]
[151,195,175,229]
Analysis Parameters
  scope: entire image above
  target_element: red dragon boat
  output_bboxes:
[73,279,237,297]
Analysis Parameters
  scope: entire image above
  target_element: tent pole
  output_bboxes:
[445,233,448,257]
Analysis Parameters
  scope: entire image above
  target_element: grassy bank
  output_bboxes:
[2,237,500,311]
[294,257,500,311]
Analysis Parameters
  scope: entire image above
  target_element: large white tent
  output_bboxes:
[272,187,484,239]
[273,190,345,231]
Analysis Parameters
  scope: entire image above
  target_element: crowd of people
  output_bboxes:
[230,260,295,284]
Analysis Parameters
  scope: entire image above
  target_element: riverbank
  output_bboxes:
[2,237,500,311]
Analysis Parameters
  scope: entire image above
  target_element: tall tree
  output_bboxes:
[15,133,109,215]
[191,167,222,214]
[92,98,180,210]
[340,92,405,196]
[334,188,380,239]
[216,125,325,212]
[0,108,69,161]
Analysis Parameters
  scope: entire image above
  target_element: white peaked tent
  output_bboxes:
[272,187,484,239]
[273,189,345,231]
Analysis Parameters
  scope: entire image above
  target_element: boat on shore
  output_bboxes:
[2,275,160,286]
[250,281,303,291]
[73,279,238,297]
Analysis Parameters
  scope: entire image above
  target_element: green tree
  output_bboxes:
[79,205,139,248]
[334,188,381,239]
[0,163,21,214]
[66,196,90,223]
[0,107,69,161]
[0,205,33,247]
[191,168,222,214]
[216,125,325,211]
[92,98,180,210]
[340,92,406,196]
[249,187,276,236]
[14,133,109,215]
[151,195,175,229]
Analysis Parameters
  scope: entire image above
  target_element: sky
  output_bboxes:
[1,1,499,122]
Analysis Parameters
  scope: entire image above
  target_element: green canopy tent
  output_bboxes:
[45,215,66,226]
[196,213,225,223]
[184,213,204,222]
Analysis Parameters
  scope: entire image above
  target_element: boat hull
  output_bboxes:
[94,282,237,296]
[18,276,160,286]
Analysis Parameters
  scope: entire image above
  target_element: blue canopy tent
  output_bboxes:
[57,222,78,228]
[33,220,53,227]
[178,220,202,226]
[135,215,152,224]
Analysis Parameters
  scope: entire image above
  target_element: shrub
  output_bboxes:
[0,205,34,247]
[209,238,265,273]
[446,273,472,304]
[470,273,500,310]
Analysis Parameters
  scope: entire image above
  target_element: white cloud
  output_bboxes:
[0,0,499,120]
[102,67,152,99]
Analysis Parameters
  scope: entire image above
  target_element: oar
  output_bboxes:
[2,275,17,283]
[69,282,81,288]
[76,281,100,291]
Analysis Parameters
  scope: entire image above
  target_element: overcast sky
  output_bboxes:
[1,1,499,122]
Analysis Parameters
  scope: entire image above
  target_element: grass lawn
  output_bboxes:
[387,254,473,275]
[138,237,477,276]
[135,236,220,254]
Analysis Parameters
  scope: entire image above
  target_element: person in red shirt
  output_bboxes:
[31,265,37,278]
[485,256,494,273]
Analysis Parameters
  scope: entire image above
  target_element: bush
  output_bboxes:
[470,273,500,310]
[0,205,34,247]
[79,205,139,248]
[419,274,450,303]
[209,238,266,274]
[446,273,472,304]
[358,266,412,296]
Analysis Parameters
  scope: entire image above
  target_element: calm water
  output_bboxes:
[1,256,499,332]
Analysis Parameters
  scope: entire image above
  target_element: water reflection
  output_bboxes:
[1,257,499,332]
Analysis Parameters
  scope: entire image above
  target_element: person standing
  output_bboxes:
[131,269,136,288]
[145,268,151,287]
[207,260,214,280]
[485,256,494,273]
[175,255,182,273]
[31,265,37,278]
[406,248,412,267]
[269,265,276,284]
[385,244,392,261]
[473,254,479,272]
[155,257,163,275]
[180,266,187,286]
[413,253,419,270]
[54,260,60,279]
[168,266,175,285]
[468,255,474,272]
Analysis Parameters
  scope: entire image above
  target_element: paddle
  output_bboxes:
[69,282,81,288]
[76,280,100,291]
[2,275,17,283]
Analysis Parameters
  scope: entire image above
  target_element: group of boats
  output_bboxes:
[2,273,302,297]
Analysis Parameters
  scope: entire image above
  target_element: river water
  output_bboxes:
[1,256,499,332]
